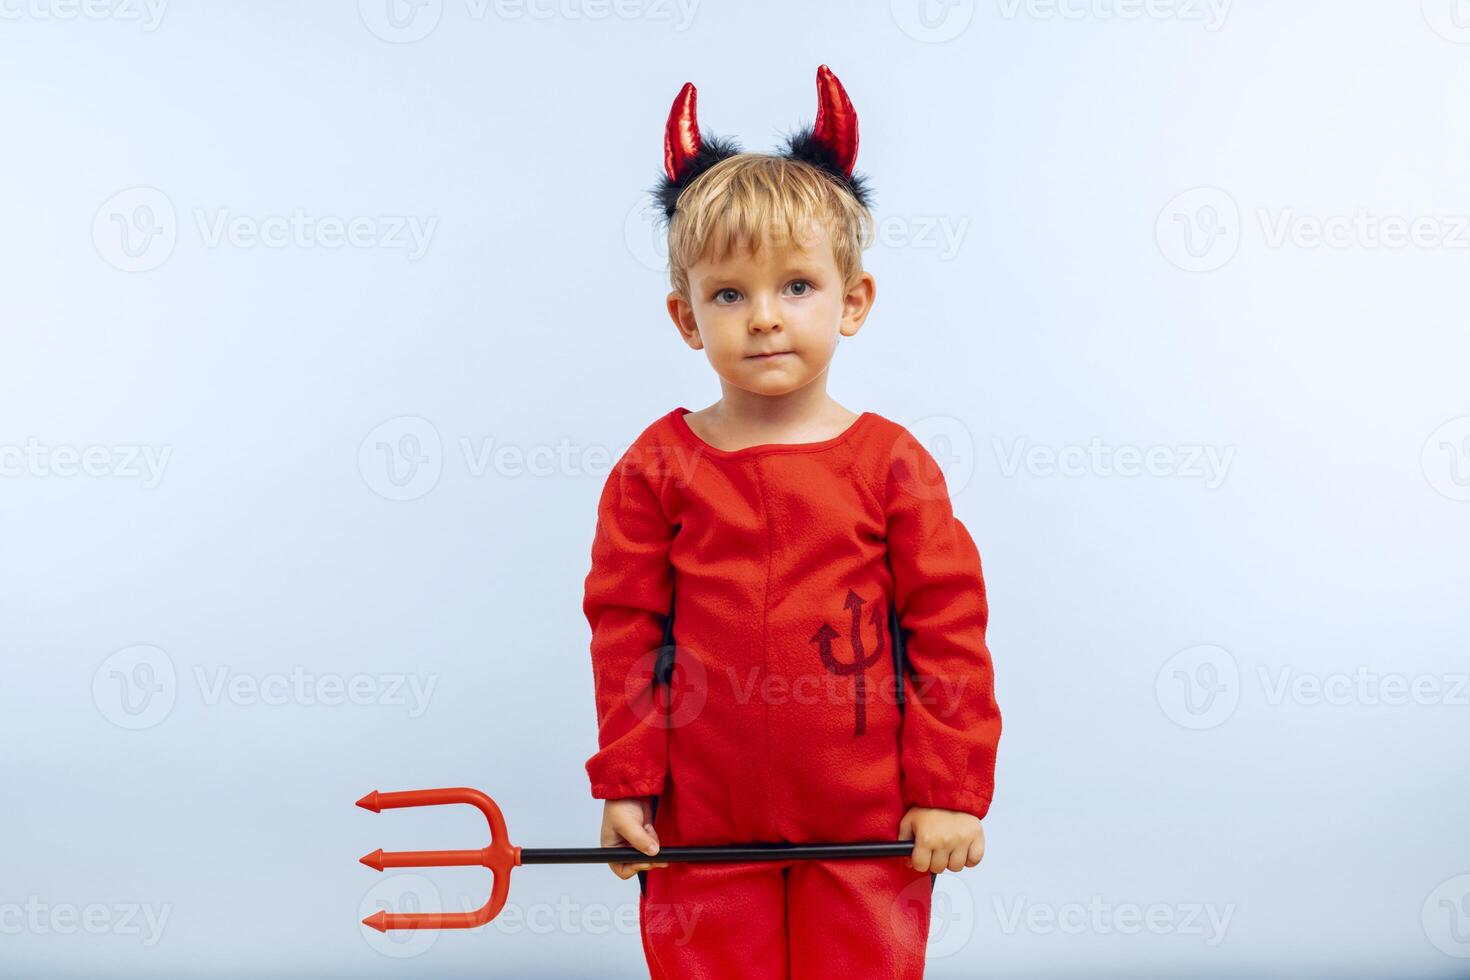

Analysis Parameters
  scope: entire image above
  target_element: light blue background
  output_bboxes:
[2,0,1468,977]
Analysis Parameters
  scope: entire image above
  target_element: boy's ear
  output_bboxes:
[839,272,876,338]
[667,290,704,350]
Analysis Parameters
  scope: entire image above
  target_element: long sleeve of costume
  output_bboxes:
[884,432,1002,820]
[582,447,677,801]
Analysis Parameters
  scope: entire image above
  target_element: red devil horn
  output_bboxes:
[664,82,702,182]
[812,65,858,178]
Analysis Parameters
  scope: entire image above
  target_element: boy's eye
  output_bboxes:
[711,282,812,304]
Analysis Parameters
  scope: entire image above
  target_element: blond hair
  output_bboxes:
[663,153,875,299]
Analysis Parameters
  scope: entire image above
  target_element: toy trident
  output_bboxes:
[356,787,916,931]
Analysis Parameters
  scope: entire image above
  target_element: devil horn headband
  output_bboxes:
[654,64,874,221]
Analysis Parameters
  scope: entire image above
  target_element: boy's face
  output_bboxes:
[667,221,876,398]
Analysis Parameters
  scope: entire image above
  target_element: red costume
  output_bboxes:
[583,407,1001,978]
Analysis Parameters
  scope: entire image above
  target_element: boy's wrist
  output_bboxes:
[589,774,665,801]
[902,784,991,821]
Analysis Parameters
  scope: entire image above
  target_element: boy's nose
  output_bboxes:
[748,295,780,332]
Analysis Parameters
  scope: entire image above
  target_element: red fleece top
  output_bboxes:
[583,407,1001,831]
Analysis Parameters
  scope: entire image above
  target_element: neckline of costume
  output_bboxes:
[669,406,875,460]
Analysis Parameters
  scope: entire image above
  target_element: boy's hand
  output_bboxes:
[898,806,986,874]
[601,797,670,880]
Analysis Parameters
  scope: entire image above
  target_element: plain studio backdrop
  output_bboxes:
[2,1,1468,977]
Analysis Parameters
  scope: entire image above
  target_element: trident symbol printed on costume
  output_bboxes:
[811,588,887,736]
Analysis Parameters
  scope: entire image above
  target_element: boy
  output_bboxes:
[583,67,1001,978]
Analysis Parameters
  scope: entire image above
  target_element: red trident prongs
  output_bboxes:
[358,786,918,932]
[357,787,518,932]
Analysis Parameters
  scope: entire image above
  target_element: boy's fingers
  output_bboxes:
[603,837,665,879]
[609,856,668,877]
[631,823,661,857]
[612,817,661,857]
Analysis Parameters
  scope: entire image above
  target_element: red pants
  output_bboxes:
[638,859,934,978]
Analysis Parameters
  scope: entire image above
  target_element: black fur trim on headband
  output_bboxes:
[653,133,744,222]
[780,124,875,210]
